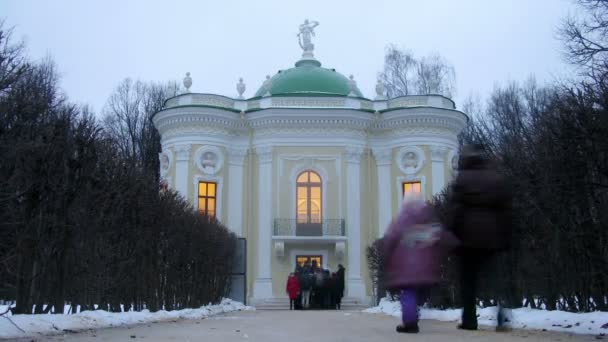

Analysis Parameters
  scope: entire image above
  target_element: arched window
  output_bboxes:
[296,170,322,223]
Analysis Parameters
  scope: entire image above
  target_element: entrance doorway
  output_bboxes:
[296,255,323,268]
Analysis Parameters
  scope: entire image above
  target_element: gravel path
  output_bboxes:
[3,310,600,342]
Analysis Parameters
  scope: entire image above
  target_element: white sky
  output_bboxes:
[3,0,576,113]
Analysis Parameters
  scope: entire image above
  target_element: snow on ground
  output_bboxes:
[0,298,254,339]
[364,297,608,336]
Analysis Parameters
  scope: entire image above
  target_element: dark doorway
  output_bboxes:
[228,238,246,304]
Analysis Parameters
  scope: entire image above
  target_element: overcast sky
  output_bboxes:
[4,0,576,114]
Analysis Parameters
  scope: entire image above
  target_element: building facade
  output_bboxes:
[152,23,467,304]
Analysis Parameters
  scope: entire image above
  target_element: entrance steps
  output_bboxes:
[253,297,369,311]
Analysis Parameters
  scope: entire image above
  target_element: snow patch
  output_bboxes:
[364,297,608,335]
[0,298,254,339]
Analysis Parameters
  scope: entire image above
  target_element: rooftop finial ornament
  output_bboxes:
[348,75,357,97]
[375,79,387,100]
[236,78,246,99]
[298,19,319,59]
[183,72,192,93]
[262,75,272,97]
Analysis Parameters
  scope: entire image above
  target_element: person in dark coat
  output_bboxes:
[447,144,513,331]
[294,265,303,310]
[300,263,314,309]
[329,272,340,309]
[336,264,345,308]
[322,269,331,308]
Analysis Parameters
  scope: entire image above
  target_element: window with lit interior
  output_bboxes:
[198,181,217,217]
[296,171,322,223]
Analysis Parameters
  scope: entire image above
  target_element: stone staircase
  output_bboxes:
[253,297,369,311]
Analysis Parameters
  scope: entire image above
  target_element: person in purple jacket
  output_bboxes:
[383,191,458,333]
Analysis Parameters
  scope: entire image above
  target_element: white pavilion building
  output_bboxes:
[152,21,467,305]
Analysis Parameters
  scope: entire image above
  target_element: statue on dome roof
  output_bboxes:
[298,19,319,58]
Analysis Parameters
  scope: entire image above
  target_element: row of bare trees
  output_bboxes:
[0,24,236,314]
[367,0,608,312]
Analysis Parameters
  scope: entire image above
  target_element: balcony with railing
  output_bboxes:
[274,218,345,236]
[271,218,347,259]
[272,218,346,244]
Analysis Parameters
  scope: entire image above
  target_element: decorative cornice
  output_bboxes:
[374,112,466,133]
[271,97,346,108]
[247,116,373,131]
[154,101,468,149]
[252,127,368,139]
[153,108,247,134]
[377,127,456,139]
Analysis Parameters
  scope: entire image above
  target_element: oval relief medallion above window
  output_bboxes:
[194,146,224,175]
[159,150,173,177]
[447,148,459,174]
[396,146,425,175]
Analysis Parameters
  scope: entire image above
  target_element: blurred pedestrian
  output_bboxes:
[447,143,513,331]
[383,192,458,333]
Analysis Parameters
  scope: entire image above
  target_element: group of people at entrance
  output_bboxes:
[285,262,345,310]
[383,144,514,334]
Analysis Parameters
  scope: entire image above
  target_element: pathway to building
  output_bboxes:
[5,310,598,342]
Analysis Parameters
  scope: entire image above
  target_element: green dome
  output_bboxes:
[254,59,364,97]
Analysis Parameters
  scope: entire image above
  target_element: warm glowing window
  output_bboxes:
[402,181,422,195]
[198,181,217,217]
[296,171,322,223]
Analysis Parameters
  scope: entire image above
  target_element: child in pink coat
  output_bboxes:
[383,192,458,333]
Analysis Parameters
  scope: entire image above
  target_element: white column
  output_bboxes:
[430,145,448,195]
[174,144,191,199]
[227,147,248,236]
[345,146,365,301]
[372,148,393,238]
[253,146,273,300]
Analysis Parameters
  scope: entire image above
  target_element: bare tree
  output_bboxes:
[379,45,418,97]
[415,54,456,97]
[560,0,608,73]
[379,45,456,98]
[1,30,235,314]
[103,79,179,170]
[0,21,27,96]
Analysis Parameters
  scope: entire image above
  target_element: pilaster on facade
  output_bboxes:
[253,146,273,299]
[429,145,449,196]
[372,147,393,238]
[229,147,249,166]
[227,147,249,236]
[345,146,364,164]
[173,144,191,199]
[344,146,365,301]
[256,146,274,165]
[174,144,192,161]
